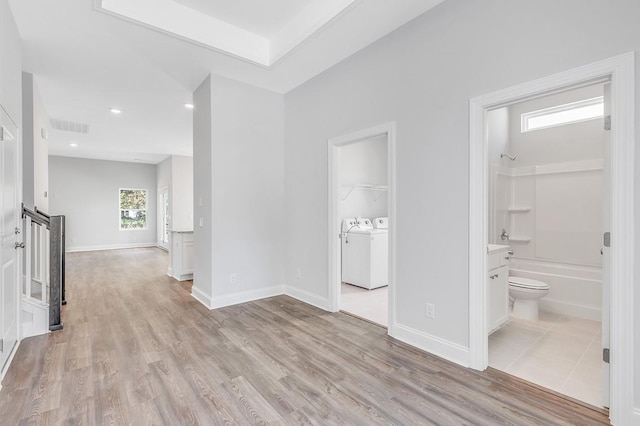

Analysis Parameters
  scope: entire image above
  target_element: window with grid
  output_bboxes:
[119,188,148,230]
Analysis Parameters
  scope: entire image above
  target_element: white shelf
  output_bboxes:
[508,236,531,243]
[340,184,388,201]
[507,206,531,213]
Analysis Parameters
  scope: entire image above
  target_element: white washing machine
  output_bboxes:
[341,217,388,289]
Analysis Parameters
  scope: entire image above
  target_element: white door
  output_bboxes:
[1,106,19,372]
[601,83,611,407]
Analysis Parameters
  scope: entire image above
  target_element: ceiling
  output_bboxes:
[171,0,309,38]
[8,0,445,164]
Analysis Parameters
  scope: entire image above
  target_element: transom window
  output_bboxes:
[119,188,148,230]
[521,96,604,132]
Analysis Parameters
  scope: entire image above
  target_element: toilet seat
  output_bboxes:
[508,276,549,290]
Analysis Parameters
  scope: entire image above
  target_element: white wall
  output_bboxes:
[192,74,285,308]
[157,156,171,190]
[488,108,509,243]
[0,0,22,127]
[156,154,193,231]
[48,156,157,252]
[283,0,640,409]
[192,76,214,306]
[508,85,605,166]
[171,155,193,231]
[488,108,509,166]
[211,75,285,305]
[22,72,49,212]
[338,135,388,219]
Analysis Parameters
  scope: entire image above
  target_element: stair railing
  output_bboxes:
[21,204,65,331]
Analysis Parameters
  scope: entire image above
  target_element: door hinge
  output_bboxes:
[0,126,4,142]
[604,115,611,131]
[0,338,3,353]
[603,232,611,248]
[603,347,610,364]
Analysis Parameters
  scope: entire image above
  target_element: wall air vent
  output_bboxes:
[50,118,90,134]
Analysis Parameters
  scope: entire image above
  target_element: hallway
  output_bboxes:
[0,248,608,424]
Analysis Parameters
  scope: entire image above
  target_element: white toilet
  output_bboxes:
[508,276,549,321]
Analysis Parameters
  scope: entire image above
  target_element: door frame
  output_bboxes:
[328,122,396,335]
[468,52,634,424]
[0,104,22,383]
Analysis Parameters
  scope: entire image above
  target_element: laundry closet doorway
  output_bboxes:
[328,123,396,333]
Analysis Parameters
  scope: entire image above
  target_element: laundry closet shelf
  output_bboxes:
[508,236,531,243]
[507,207,531,213]
[340,184,388,201]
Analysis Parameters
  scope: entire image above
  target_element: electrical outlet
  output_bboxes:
[296,268,302,279]
[426,303,435,319]
[229,273,237,284]
[199,217,204,227]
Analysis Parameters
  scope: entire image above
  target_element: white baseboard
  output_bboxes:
[191,286,214,309]
[393,323,470,368]
[66,242,157,253]
[285,286,331,311]
[211,286,285,309]
[167,270,193,281]
[539,298,601,322]
[191,283,332,313]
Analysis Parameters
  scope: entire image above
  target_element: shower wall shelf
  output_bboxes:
[340,184,388,201]
[507,207,531,213]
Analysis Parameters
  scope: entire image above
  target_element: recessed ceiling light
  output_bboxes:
[110,108,122,114]
[184,103,194,109]
[69,143,78,147]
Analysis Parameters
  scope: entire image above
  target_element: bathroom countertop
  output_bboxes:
[487,244,511,254]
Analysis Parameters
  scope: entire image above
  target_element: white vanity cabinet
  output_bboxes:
[487,245,510,334]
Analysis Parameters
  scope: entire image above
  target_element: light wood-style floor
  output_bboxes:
[0,248,609,425]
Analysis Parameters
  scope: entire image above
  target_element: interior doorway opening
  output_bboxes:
[486,82,608,408]
[468,53,634,425]
[337,135,389,327]
[328,123,396,333]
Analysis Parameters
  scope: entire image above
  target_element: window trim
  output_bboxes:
[119,188,149,231]
[520,96,604,133]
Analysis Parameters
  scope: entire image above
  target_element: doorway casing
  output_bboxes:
[468,52,634,424]
[328,122,396,335]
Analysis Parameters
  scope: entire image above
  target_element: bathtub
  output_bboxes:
[508,258,602,321]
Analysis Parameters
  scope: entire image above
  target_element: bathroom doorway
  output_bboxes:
[469,53,634,423]
[328,123,396,332]
[486,83,607,407]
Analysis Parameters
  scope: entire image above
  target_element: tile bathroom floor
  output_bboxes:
[340,282,388,327]
[489,311,604,408]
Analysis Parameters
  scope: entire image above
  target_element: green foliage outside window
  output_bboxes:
[120,189,147,230]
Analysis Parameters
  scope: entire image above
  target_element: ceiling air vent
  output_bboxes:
[50,118,90,134]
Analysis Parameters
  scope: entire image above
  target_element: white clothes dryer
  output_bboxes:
[341,217,388,289]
